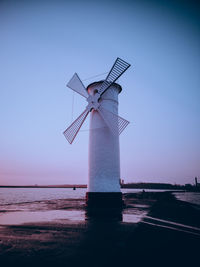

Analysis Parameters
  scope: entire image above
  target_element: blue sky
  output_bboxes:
[0,0,200,185]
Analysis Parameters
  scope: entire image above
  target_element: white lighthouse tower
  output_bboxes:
[86,81,122,206]
[63,58,130,208]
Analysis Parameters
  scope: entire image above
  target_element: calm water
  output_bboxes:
[0,188,86,205]
[0,188,158,205]
[0,188,199,225]
[0,188,199,206]
[0,188,149,225]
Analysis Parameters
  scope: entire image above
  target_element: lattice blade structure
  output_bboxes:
[63,109,89,144]
[67,73,89,98]
[98,106,129,135]
[98,58,131,96]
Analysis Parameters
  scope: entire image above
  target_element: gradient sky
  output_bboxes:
[0,0,200,185]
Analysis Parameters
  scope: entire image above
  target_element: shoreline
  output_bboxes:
[1,184,199,192]
[0,192,200,266]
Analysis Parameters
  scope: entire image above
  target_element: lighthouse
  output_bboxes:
[86,81,122,207]
[63,57,130,209]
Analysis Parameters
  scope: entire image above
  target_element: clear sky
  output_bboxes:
[0,0,200,185]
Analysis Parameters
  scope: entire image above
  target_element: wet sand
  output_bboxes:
[0,192,200,267]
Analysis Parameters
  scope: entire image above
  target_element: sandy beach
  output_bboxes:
[0,192,200,267]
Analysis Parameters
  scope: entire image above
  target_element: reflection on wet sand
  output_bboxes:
[0,193,150,225]
[0,192,200,267]
[0,208,147,225]
[0,210,85,225]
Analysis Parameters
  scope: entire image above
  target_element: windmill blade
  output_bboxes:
[98,58,131,96]
[63,108,89,144]
[67,73,89,98]
[98,106,130,135]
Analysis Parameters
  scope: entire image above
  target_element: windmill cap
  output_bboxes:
[86,80,122,93]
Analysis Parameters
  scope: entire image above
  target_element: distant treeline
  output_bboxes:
[0,182,199,191]
[121,182,200,191]
[0,184,87,188]
[121,182,185,190]
[121,183,185,189]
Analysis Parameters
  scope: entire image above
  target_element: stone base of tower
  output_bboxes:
[86,192,123,207]
[86,192,123,220]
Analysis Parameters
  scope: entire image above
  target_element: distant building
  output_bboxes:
[195,177,200,187]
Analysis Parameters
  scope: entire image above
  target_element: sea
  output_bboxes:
[0,188,199,225]
[0,187,199,206]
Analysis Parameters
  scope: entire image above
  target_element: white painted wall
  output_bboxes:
[87,82,121,192]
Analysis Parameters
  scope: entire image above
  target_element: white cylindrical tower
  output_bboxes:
[86,81,123,207]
